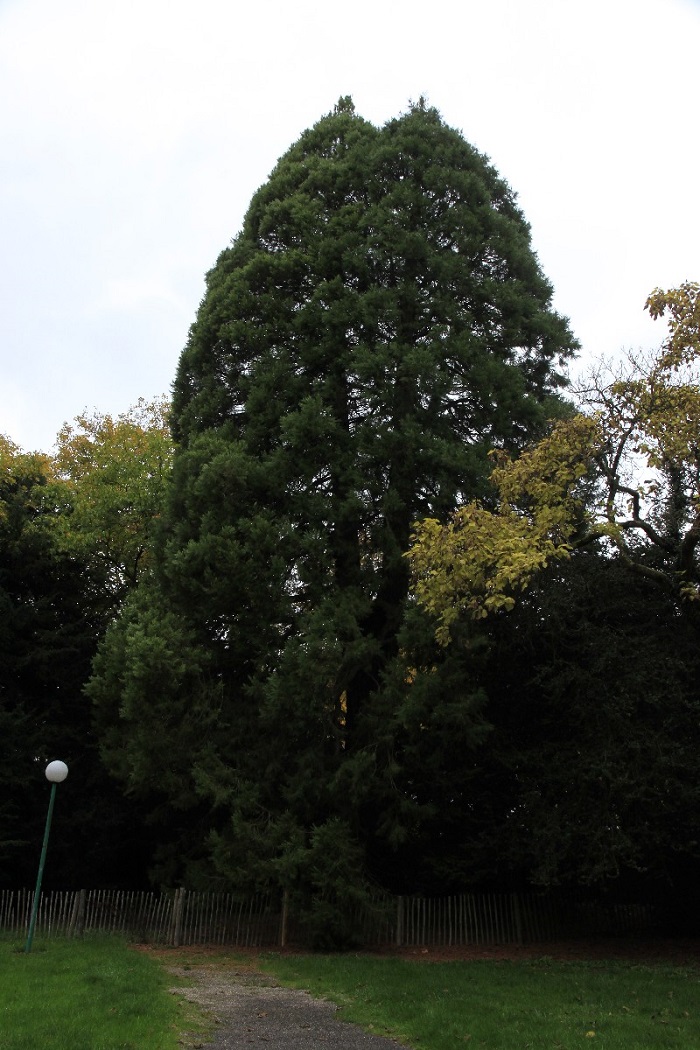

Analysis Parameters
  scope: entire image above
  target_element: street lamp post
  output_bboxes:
[24,760,69,953]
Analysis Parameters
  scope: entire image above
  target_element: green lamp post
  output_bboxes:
[24,760,69,953]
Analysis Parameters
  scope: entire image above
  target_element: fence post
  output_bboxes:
[511,892,523,946]
[396,896,404,948]
[279,889,289,948]
[171,887,186,948]
[69,889,87,938]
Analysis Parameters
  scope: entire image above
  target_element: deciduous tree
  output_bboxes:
[0,435,151,887]
[408,282,700,641]
[48,397,172,602]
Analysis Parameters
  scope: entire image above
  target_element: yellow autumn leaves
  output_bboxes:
[407,415,597,645]
[407,284,700,644]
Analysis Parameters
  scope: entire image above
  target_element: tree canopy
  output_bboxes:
[466,551,700,893]
[408,282,700,641]
[4,113,698,923]
[89,99,577,923]
[48,398,172,602]
[0,405,172,888]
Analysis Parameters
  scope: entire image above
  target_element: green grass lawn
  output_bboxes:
[257,950,700,1049]
[0,936,199,1050]
[4,937,700,1050]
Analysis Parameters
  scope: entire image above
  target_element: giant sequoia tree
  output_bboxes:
[90,99,576,919]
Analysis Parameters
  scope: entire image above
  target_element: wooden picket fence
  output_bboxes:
[0,888,279,947]
[396,892,654,946]
[0,887,655,948]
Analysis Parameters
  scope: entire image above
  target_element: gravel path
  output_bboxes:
[169,965,407,1049]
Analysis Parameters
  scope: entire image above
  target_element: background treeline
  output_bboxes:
[2,100,699,944]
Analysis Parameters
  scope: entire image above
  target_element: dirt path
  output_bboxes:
[168,962,406,1049]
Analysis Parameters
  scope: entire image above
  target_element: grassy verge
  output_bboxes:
[0,936,204,1050]
[255,951,700,1049]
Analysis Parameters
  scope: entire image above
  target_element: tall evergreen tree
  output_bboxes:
[90,100,576,924]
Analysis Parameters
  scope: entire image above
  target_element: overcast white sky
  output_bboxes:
[1,0,699,453]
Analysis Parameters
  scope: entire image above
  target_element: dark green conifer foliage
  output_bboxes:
[468,551,700,902]
[92,100,576,917]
